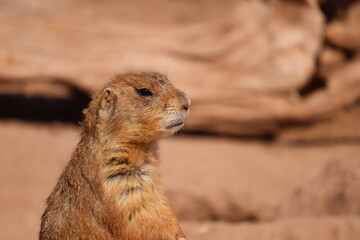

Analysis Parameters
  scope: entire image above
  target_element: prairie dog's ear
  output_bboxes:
[100,88,117,112]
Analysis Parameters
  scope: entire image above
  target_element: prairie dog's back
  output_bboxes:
[40,72,190,240]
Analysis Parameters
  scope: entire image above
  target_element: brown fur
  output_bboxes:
[39,72,190,240]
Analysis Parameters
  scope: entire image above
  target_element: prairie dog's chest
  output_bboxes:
[104,162,158,205]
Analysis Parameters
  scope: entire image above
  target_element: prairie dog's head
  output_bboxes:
[86,72,190,143]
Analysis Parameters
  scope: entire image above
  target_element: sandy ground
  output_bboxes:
[1,121,360,240]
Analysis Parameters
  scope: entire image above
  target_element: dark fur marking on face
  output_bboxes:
[148,72,167,84]
[157,76,166,84]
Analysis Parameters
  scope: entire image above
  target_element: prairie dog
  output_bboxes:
[40,72,190,240]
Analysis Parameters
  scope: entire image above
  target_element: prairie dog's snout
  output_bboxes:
[180,93,190,112]
[163,91,190,134]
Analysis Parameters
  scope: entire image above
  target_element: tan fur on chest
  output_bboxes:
[102,147,159,208]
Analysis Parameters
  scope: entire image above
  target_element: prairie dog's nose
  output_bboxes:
[181,94,191,112]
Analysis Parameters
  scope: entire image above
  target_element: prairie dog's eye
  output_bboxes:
[136,88,153,96]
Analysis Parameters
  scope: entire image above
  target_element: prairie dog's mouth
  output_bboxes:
[167,121,184,129]
[164,111,188,133]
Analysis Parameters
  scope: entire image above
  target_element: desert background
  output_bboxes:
[1,0,360,239]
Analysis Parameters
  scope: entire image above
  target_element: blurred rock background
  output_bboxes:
[0,0,360,239]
